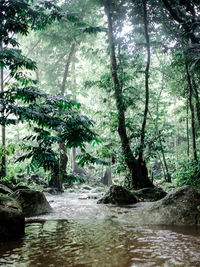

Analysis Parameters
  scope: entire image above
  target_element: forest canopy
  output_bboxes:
[0,0,200,191]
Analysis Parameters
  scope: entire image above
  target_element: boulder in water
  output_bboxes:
[133,187,167,202]
[0,195,25,241]
[10,189,53,217]
[132,186,200,225]
[97,185,137,205]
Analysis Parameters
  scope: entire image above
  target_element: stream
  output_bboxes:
[0,192,200,266]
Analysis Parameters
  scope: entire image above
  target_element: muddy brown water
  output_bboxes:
[0,192,200,267]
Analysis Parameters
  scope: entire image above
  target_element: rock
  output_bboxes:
[63,183,72,189]
[133,187,167,202]
[97,185,138,205]
[131,186,200,225]
[43,187,63,195]
[91,186,108,193]
[0,195,25,241]
[81,185,92,191]
[0,184,13,195]
[87,193,104,199]
[10,189,53,217]
[78,194,88,200]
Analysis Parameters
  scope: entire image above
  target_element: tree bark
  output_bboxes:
[102,166,112,186]
[59,143,68,182]
[60,43,76,96]
[185,63,198,162]
[186,97,190,157]
[192,78,200,128]
[174,98,179,169]
[139,0,150,162]
[71,147,76,172]
[49,45,75,190]
[70,59,77,172]
[104,2,153,189]
[0,41,6,178]
[157,152,167,181]
[159,137,171,182]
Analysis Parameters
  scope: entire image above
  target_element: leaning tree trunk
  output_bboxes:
[159,137,171,182]
[60,43,76,96]
[104,2,153,189]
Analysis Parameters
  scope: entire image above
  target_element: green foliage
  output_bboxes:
[63,173,85,185]
[173,159,200,188]
[1,0,200,189]
[76,152,108,167]
[0,86,97,173]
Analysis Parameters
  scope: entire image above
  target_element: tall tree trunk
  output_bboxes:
[157,152,167,181]
[185,63,198,162]
[192,78,200,128]
[35,70,40,84]
[154,76,171,182]
[71,147,76,172]
[139,0,150,162]
[102,165,112,186]
[49,45,75,190]
[70,59,77,172]
[186,97,190,157]
[60,43,76,96]
[159,137,171,182]
[174,98,179,169]
[0,41,6,178]
[58,45,75,187]
[59,143,68,186]
[104,3,153,189]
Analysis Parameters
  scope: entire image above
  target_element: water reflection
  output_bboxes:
[0,193,200,267]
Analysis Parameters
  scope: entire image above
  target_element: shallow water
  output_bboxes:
[0,193,200,267]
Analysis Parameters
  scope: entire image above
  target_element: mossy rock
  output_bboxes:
[97,185,137,205]
[133,187,167,202]
[130,186,200,225]
[0,195,25,241]
[10,189,53,217]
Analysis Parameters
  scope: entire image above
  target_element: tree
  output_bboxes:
[0,86,96,190]
[102,0,154,189]
[0,0,98,191]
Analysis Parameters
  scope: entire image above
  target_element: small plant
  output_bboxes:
[173,159,200,188]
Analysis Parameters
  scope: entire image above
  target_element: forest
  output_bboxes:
[0,0,200,191]
[0,0,200,266]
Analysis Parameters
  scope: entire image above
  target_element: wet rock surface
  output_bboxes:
[97,185,138,205]
[130,186,200,225]
[0,195,25,241]
[43,187,64,195]
[10,189,53,217]
[132,187,167,202]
